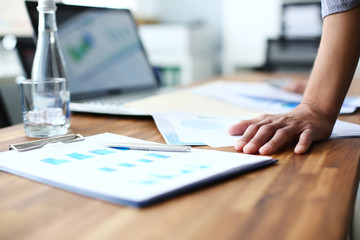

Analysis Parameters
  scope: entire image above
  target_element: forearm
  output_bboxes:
[230,4,360,155]
[303,5,360,122]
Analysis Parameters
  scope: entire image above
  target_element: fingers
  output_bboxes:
[228,115,269,136]
[233,124,261,152]
[239,122,277,153]
[231,103,330,155]
[240,123,297,154]
[234,121,314,155]
[258,127,296,154]
[233,115,307,155]
[228,121,250,136]
[294,129,314,154]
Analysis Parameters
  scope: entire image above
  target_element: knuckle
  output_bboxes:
[239,135,251,142]
[259,124,275,133]
[277,115,291,124]
[248,123,261,131]
[248,139,261,148]
[303,123,314,131]
[298,125,314,137]
[265,140,281,152]
[301,129,314,140]
[240,131,254,141]
[265,140,276,149]
[260,114,271,120]
[276,128,291,138]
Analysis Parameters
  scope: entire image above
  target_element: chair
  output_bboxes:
[260,1,322,72]
[262,37,320,72]
[0,91,11,128]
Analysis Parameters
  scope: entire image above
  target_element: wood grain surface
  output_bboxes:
[0,72,359,240]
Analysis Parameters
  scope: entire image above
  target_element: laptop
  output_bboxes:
[24,1,173,116]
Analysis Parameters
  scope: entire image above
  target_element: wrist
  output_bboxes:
[295,101,338,124]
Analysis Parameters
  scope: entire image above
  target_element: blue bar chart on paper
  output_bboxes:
[0,133,276,207]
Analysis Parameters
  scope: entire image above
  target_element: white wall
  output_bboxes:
[0,0,33,36]
[222,0,282,73]
[153,0,285,74]
[1,0,309,75]
[154,0,223,73]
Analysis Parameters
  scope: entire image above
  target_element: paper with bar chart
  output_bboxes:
[0,133,276,207]
[152,111,360,148]
[152,111,245,147]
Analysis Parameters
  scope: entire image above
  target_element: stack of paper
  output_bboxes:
[188,81,359,115]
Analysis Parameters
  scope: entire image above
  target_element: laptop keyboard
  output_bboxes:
[83,97,126,106]
[70,87,176,116]
[70,97,148,115]
[81,89,160,106]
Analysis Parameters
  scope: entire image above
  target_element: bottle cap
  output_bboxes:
[37,0,57,11]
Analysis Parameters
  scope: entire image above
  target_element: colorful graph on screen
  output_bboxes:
[67,33,94,63]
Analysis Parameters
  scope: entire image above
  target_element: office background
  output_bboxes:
[0,0,343,127]
[0,1,360,238]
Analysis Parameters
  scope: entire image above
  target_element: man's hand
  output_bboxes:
[228,103,335,155]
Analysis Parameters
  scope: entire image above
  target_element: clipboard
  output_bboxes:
[2,133,277,208]
[9,134,85,152]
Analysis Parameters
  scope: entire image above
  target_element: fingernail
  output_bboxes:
[243,143,257,153]
[295,145,305,154]
[259,145,270,154]
[235,141,246,150]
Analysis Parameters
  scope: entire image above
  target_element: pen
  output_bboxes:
[101,142,191,152]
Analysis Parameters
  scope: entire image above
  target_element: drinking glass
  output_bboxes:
[20,78,69,138]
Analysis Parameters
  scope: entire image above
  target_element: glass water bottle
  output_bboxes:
[26,0,70,137]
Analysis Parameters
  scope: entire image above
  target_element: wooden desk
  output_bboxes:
[0,72,359,240]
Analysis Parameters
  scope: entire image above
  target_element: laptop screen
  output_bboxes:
[25,2,159,101]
